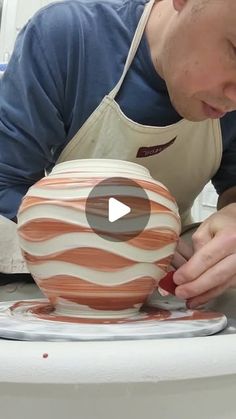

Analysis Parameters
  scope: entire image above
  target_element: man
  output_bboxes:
[0,0,236,308]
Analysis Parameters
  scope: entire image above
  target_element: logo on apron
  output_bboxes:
[136,136,177,158]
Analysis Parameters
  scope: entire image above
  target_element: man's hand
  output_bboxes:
[171,237,194,269]
[173,203,236,308]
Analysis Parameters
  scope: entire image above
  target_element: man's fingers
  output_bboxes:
[186,281,231,309]
[175,253,236,299]
[171,238,193,269]
[177,238,194,259]
[174,231,236,286]
[171,252,188,269]
[191,221,212,253]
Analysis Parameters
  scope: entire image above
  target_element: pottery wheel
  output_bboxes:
[0,299,227,341]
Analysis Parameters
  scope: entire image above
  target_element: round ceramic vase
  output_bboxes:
[17,159,181,319]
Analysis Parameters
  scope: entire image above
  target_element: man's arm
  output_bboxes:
[0,7,69,220]
[172,114,236,307]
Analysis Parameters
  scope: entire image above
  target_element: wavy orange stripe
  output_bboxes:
[19,195,174,216]
[23,248,137,270]
[23,248,172,270]
[27,177,176,203]
[34,176,102,188]
[18,220,178,250]
[36,275,156,310]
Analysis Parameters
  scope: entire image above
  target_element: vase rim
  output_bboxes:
[52,159,150,176]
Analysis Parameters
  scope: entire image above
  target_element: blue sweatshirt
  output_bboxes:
[0,0,236,219]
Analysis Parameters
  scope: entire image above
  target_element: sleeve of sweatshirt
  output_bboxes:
[0,7,70,220]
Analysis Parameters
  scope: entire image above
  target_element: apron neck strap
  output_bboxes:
[108,0,156,100]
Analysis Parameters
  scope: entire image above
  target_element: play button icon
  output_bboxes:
[108,198,131,222]
[85,177,150,242]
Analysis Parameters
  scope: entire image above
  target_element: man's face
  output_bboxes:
[160,0,236,121]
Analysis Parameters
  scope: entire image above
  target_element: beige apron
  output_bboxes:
[57,0,222,228]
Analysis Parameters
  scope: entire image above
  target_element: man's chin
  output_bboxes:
[173,103,207,122]
[170,97,208,122]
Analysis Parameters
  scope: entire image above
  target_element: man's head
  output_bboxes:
[147,0,236,121]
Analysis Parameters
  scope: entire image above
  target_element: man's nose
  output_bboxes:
[223,84,236,110]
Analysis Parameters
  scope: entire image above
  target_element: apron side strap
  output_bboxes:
[109,0,156,100]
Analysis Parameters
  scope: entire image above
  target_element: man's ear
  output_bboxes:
[172,0,188,12]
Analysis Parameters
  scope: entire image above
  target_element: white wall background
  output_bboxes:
[0,0,62,62]
[0,0,218,222]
